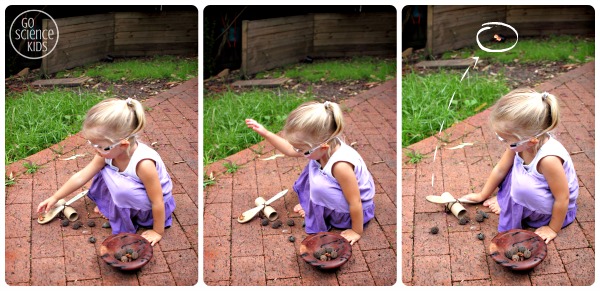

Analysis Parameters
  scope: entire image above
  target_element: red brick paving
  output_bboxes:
[203,79,398,285]
[402,62,595,286]
[4,78,199,286]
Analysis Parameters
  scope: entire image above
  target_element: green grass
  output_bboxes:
[203,90,310,165]
[402,70,510,147]
[55,55,198,82]
[256,56,396,82]
[442,35,594,64]
[5,89,105,164]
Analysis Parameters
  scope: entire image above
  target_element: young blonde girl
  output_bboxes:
[37,98,176,246]
[461,89,579,244]
[246,101,375,245]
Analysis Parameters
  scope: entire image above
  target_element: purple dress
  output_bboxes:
[497,136,579,232]
[293,141,375,234]
[88,142,176,234]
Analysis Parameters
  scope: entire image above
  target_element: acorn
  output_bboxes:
[88,236,96,243]
[131,251,139,260]
[288,235,295,242]
[260,218,269,226]
[475,213,484,222]
[271,220,282,229]
[517,246,527,253]
[458,216,469,225]
[120,255,129,263]
[430,226,439,234]
[114,250,125,260]
[286,219,295,226]
[512,254,521,262]
[477,233,485,240]
[330,250,338,259]
[126,248,134,255]
[61,220,70,227]
[72,221,82,230]
[523,249,532,259]
[319,254,328,261]
[314,249,324,258]
[324,247,334,253]
[87,220,96,227]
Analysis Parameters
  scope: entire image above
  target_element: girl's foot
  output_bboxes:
[483,196,501,214]
[293,204,305,218]
[93,206,107,219]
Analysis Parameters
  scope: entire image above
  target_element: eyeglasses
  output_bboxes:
[495,132,545,149]
[87,135,135,153]
[292,136,336,157]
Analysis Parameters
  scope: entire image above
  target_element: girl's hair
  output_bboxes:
[283,101,344,154]
[82,98,146,142]
[490,88,560,140]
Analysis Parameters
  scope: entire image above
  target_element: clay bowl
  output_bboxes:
[299,232,352,270]
[489,229,547,271]
[99,233,153,271]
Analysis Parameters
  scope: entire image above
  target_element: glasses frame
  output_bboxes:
[293,136,337,157]
[495,132,545,149]
[87,134,136,153]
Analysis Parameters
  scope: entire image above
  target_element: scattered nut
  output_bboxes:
[72,221,82,230]
[87,220,96,227]
[288,235,295,242]
[458,216,469,225]
[88,236,96,243]
[102,222,111,228]
[477,233,485,240]
[286,219,295,226]
[271,220,282,229]
[261,218,269,226]
[430,226,439,234]
[61,220,70,227]
[475,213,484,222]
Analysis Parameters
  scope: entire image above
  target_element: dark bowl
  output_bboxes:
[99,233,153,271]
[299,232,352,270]
[489,229,547,271]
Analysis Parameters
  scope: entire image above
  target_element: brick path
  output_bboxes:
[203,79,397,285]
[4,78,199,286]
[402,62,595,286]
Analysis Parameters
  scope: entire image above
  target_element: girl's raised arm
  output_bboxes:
[245,118,303,157]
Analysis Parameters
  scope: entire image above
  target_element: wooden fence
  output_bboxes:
[42,11,197,75]
[426,5,594,55]
[242,12,396,76]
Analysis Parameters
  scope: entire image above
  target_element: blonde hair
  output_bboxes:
[283,101,344,154]
[490,88,560,139]
[82,98,146,143]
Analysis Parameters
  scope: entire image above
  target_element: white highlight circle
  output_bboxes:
[9,9,60,60]
[476,22,518,53]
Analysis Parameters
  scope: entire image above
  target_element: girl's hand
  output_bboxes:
[37,196,59,214]
[245,119,269,137]
[340,229,361,245]
[535,226,557,244]
[141,229,162,246]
